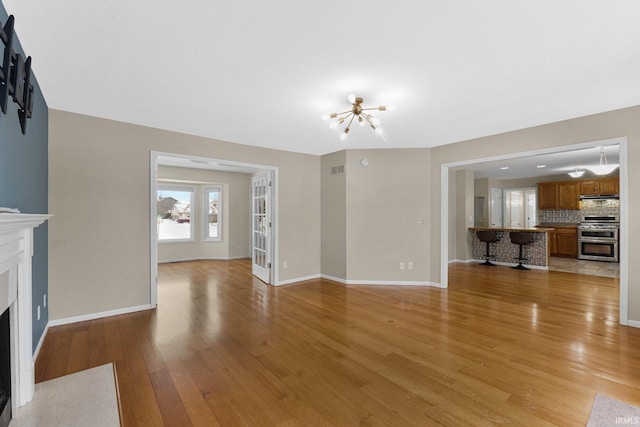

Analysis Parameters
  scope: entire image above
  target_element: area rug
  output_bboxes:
[587,393,640,427]
[10,363,121,427]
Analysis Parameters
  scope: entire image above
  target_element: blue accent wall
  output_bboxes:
[0,3,49,353]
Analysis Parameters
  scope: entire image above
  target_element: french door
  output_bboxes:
[251,172,272,283]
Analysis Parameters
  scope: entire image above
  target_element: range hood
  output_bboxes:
[580,194,619,200]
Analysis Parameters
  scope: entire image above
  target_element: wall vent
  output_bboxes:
[331,165,345,175]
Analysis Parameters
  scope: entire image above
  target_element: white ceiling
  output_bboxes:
[455,143,620,180]
[4,1,640,156]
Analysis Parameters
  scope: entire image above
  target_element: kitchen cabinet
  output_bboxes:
[599,177,619,194]
[547,226,578,258]
[557,182,580,209]
[548,229,557,254]
[555,227,578,257]
[580,180,599,195]
[538,181,579,210]
[579,177,619,196]
[538,182,557,210]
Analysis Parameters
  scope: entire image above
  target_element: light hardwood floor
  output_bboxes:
[35,260,640,426]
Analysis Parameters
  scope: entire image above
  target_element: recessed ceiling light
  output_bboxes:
[536,165,546,168]
[500,166,509,170]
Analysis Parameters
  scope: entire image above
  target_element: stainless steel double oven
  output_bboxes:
[578,215,619,262]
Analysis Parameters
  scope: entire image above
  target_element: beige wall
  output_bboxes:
[432,105,640,321]
[48,104,640,323]
[49,110,321,320]
[320,151,346,279]
[345,149,431,282]
[157,166,250,262]
[320,148,431,283]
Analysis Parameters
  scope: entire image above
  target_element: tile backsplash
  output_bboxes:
[538,209,580,223]
[538,199,620,223]
[580,199,620,216]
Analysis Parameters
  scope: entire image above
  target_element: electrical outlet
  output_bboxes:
[43,294,47,308]
[400,262,405,270]
[408,262,413,270]
[37,305,41,321]
[283,261,288,269]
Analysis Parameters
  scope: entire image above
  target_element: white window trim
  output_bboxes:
[157,184,195,243]
[203,186,222,242]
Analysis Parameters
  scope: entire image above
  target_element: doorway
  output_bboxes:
[440,137,629,325]
[149,152,278,307]
[504,188,537,228]
[251,172,273,284]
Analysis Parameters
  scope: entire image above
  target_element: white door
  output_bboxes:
[525,190,537,229]
[508,191,523,227]
[252,173,272,283]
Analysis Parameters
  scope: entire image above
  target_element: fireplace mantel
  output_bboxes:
[0,213,51,412]
[0,214,51,233]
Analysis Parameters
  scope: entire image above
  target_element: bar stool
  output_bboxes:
[509,232,533,270]
[476,230,500,266]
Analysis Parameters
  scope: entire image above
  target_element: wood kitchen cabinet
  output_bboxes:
[539,177,620,210]
[538,181,579,210]
[555,227,578,257]
[548,229,557,254]
[547,226,578,258]
[579,177,619,196]
[580,179,599,195]
[557,182,580,209]
[598,177,619,194]
[538,182,558,209]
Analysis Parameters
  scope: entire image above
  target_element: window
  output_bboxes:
[204,186,222,241]
[157,185,194,241]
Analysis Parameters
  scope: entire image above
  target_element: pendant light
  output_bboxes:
[586,148,619,176]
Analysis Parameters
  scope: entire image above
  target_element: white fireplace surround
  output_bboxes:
[0,213,50,412]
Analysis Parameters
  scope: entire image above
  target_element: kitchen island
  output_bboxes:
[469,226,553,268]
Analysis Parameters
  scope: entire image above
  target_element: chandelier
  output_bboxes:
[323,94,386,140]
[586,147,619,176]
[567,168,585,178]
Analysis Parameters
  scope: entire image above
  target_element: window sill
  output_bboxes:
[158,239,195,244]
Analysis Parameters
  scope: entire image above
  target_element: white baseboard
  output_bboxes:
[320,274,347,284]
[321,274,441,287]
[158,255,250,264]
[627,319,640,328]
[48,304,154,327]
[346,279,439,287]
[33,323,49,362]
[275,274,321,286]
[449,259,474,264]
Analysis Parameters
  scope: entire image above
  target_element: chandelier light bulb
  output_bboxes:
[340,132,348,141]
[347,94,356,104]
[375,127,384,135]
